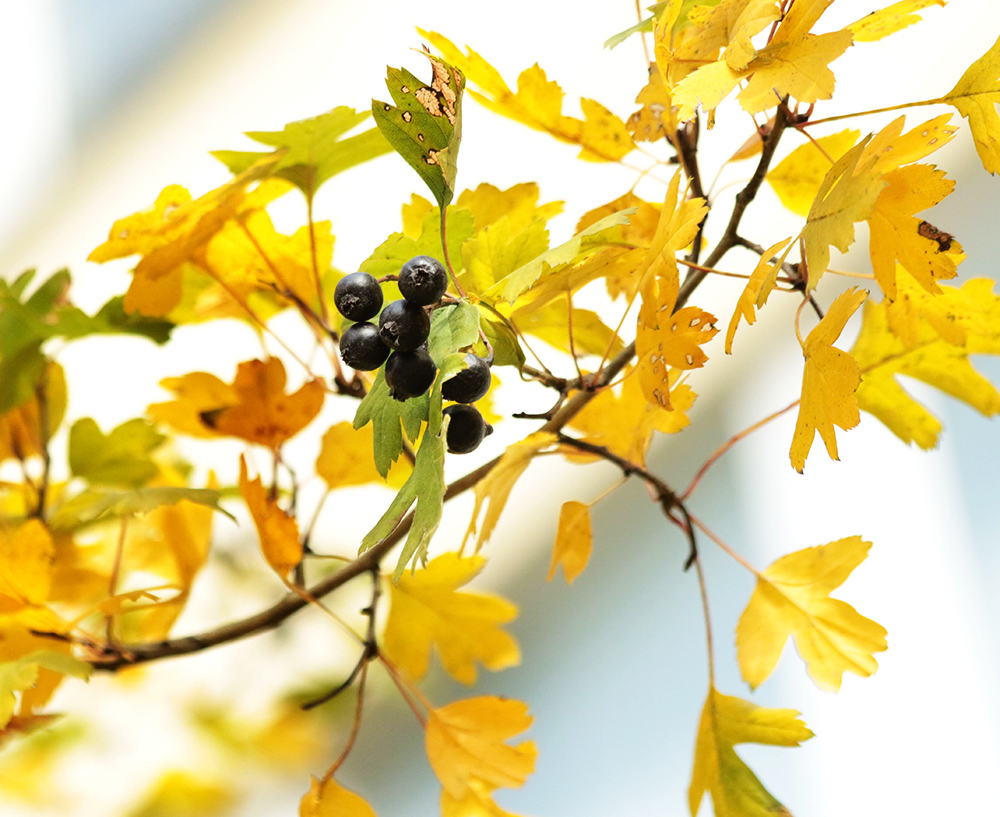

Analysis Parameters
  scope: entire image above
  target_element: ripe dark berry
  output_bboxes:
[398,256,448,306]
[334,272,383,322]
[442,353,492,404]
[378,299,431,351]
[339,322,390,371]
[385,348,437,401]
[443,404,493,454]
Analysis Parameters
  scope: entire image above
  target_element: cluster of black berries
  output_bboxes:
[334,256,494,454]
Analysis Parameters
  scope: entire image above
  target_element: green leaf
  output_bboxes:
[49,487,236,531]
[68,418,167,487]
[427,302,481,365]
[372,53,465,208]
[360,207,474,280]
[211,107,392,195]
[353,369,430,477]
[477,305,526,369]
[360,376,448,579]
[0,341,46,416]
[485,210,634,305]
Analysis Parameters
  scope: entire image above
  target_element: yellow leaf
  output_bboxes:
[0,362,66,465]
[299,776,378,817]
[126,770,232,817]
[441,778,527,817]
[688,686,813,817]
[316,421,410,491]
[547,501,592,584]
[737,536,887,691]
[426,696,536,799]
[800,138,885,290]
[725,238,794,354]
[848,0,945,42]
[767,130,860,216]
[464,432,556,550]
[569,369,695,468]
[511,299,624,358]
[852,276,1000,448]
[151,358,324,449]
[627,63,676,143]
[421,30,634,162]
[674,0,853,121]
[867,163,958,298]
[0,520,54,612]
[238,455,302,579]
[790,287,867,472]
[945,32,1000,174]
[455,182,564,234]
[382,553,519,685]
[860,113,958,175]
[88,158,290,316]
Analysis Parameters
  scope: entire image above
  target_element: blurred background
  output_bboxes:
[2,1,1000,815]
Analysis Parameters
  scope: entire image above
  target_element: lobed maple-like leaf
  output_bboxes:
[68,417,165,488]
[736,536,888,691]
[547,501,593,585]
[725,238,794,354]
[852,274,1000,448]
[688,686,813,817]
[426,696,536,799]
[799,138,884,290]
[944,33,1000,174]
[299,775,377,817]
[421,30,635,163]
[381,553,519,685]
[441,778,527,817]
[150,358,324,450]
[0,650,91,730]
[239,456,302,581]
[673,0,853,122]
[789,287,867,472]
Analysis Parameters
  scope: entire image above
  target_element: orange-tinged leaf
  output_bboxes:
[0,362,66,465]
[382,553,519,685]
[790,287,867,472]
[152,358,323,449]
[736,536,888,691]
[725,238,794,354]
[569,369,695,468]
[945,33,1000,174]
[238,456,301,579]
[299,776,378,817]
[800,138,885,290]
[766,130,860,216]
[849,0,945,42]
[0,520,54,612]
[426,696,536,798]
[316,421,410,491]
[547,501,592,584]
[688,686,813,817]
[464,432,556,550]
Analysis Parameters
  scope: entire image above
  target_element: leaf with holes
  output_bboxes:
[373,51,465,208]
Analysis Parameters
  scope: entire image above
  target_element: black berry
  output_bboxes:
[385,348,437,401]
[442,353,492,403]
[334,272,383,322]
[378,299,431,351]
[443,404,493,454]
[399,256,448,306]
[339,322,390,371]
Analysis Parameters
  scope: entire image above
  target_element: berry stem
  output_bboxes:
[439,205,467,299]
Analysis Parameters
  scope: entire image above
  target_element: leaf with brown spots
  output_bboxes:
[372,50,465,208]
